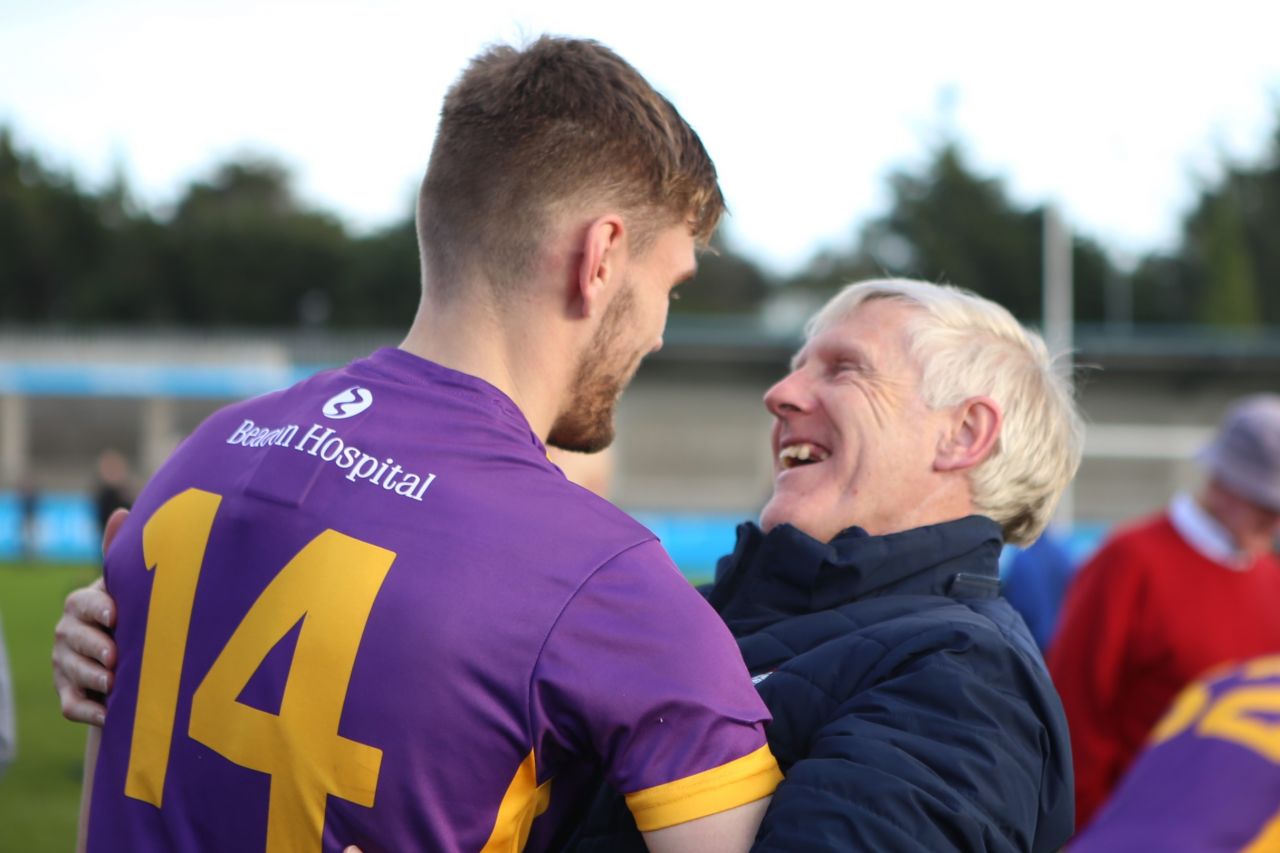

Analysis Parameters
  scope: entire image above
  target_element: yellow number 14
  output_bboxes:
[123,488,396,852]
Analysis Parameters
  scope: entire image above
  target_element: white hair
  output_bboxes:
[807,278,1084,546]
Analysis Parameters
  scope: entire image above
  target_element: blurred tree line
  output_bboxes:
[2,117,1279,328]
[0,132,418,327]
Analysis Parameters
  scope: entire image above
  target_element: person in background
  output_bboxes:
[571,278,1082,852]
[18,474,40,561]
[1049,393,1280,832]
[91,450,131,537]
[1070,654,1280,851]
[1001,531,1077,651]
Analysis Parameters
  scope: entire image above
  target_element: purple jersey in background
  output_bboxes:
[88,348,780,853]
[1071,655,1280,852]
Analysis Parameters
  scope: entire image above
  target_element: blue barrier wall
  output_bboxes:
[0,362,318,398]
[0,493,1112,583]
[0,492,101,562]
[0,498,753,571]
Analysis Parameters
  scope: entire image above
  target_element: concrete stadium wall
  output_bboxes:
[4,333,1278,527]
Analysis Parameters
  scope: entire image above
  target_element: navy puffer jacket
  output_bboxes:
[570,516,1073,852]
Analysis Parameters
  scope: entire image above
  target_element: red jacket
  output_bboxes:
[1048,512,1280,830]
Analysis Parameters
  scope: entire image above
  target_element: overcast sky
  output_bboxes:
[3,0,1278,274]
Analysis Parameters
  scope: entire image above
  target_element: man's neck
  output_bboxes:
[1182,489,1264,568]
[398,291,569,442]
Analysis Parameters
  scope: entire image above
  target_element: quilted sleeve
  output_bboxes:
[753,622,1071,853]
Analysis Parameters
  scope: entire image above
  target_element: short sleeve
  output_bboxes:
[531,540,780,831]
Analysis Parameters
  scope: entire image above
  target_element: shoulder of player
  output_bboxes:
[481,448,644,537]
[537,479,669,569]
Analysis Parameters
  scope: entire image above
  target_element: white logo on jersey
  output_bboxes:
[322,386,373,419]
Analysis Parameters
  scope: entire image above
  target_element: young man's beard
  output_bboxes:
[548,285,641,454]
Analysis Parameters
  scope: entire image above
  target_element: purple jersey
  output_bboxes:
[1072,655,1280,852]
[88,348,779,852]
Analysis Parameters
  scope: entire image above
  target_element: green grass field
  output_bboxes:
[0,562,100,851]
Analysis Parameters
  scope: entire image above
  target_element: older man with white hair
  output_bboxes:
[572,278,1082,852]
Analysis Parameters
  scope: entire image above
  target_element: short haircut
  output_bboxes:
[807,278,1084,546]
[417,36,725,297]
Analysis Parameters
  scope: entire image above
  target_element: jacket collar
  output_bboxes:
[707,515,1004,623]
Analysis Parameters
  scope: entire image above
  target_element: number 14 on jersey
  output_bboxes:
[122,487,396,852]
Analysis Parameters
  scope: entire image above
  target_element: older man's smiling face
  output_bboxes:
[759,299,954,543]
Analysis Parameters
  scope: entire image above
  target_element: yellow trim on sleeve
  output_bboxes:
[1243,808,1280,853]
[479,750,553,853]
[624,744,783,833]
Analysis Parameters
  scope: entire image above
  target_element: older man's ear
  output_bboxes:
[933,396,1002,473]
